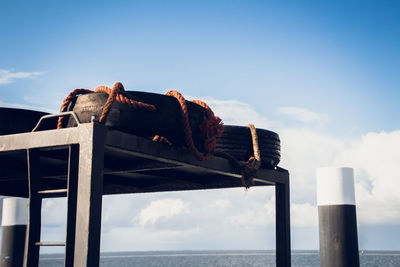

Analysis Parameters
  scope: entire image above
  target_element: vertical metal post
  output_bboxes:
[316,167,360,267]
[73,123,106,267]
[275,177,291,267]
[1,198,28,267]
[23,149,42,267]
[64,145,79,267]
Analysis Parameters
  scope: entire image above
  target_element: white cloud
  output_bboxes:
[102,195,140,229]
[214,199,230,209]
[277,106,328,123]
[136,198,189,226]
[0,69,45,84]
[0,100,57,113]
[291,202,318,227]
[280,127,400,226]
[101,226,201,251]
[41,198,67,227]
[229,197,275,227]
[279,128,347,202]
[228,198,318,228]
[334,131,400,225]
[193,97,277,129]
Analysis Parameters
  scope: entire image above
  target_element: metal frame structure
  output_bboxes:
[0,122,291,267]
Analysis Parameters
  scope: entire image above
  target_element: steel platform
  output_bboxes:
[0,122,291,266]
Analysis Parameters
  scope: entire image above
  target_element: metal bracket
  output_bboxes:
[32,111,81,132]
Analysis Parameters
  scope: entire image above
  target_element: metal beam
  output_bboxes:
[0,126,83,152]
[275,177,291,267]
[73,123,106,267]
[105,132,288,184]
[23,149,42,267]
[65,145,79,267]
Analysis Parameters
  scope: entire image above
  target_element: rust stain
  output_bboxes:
[334,236,340,250]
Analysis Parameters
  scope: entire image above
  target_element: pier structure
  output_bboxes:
[0,121,291,266]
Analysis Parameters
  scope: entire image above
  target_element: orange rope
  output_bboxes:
[152,135,172,145]
[94,83,157,114]
[57,82,157,129]
[58,82,224,162]
[246,124,261,170]
[192,99,224,157]
[57,88,93,128]
[166,90,224,161]
[214,124,261,189]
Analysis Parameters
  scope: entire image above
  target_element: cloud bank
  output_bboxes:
[207,97,400,226]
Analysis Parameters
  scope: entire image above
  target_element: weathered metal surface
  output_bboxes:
[73,123,106,267]
[23,149,42,267]
[0,127,80,151]
[0,127,288,196]
[65,145,79,267]
[0,225,26,267]
[34,242,66,246]
[318,205,360,267]
[276,181,291,267]
[104,130,288,184]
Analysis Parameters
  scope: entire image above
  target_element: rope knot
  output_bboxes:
[199,115,224,153]
[215,124,261,189]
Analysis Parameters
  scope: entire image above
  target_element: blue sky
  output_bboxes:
[1,0,400,251]
[1,0,399,135]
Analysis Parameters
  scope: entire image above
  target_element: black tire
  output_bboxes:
[0,108,55,135]
[216,143,281,151]
[216,125,281,168]
[66,91,207,148]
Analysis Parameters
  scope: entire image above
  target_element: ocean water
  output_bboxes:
[39,250,400,267]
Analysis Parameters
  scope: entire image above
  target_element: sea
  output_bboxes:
[38,250,400,266]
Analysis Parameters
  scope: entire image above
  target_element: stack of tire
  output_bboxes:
[66,91,207,148]
[216,125,281,168]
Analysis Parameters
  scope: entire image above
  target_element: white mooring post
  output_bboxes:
[316,167,360,267]
[1,198,28,267]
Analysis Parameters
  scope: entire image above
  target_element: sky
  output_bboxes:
[0,0,400,252]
